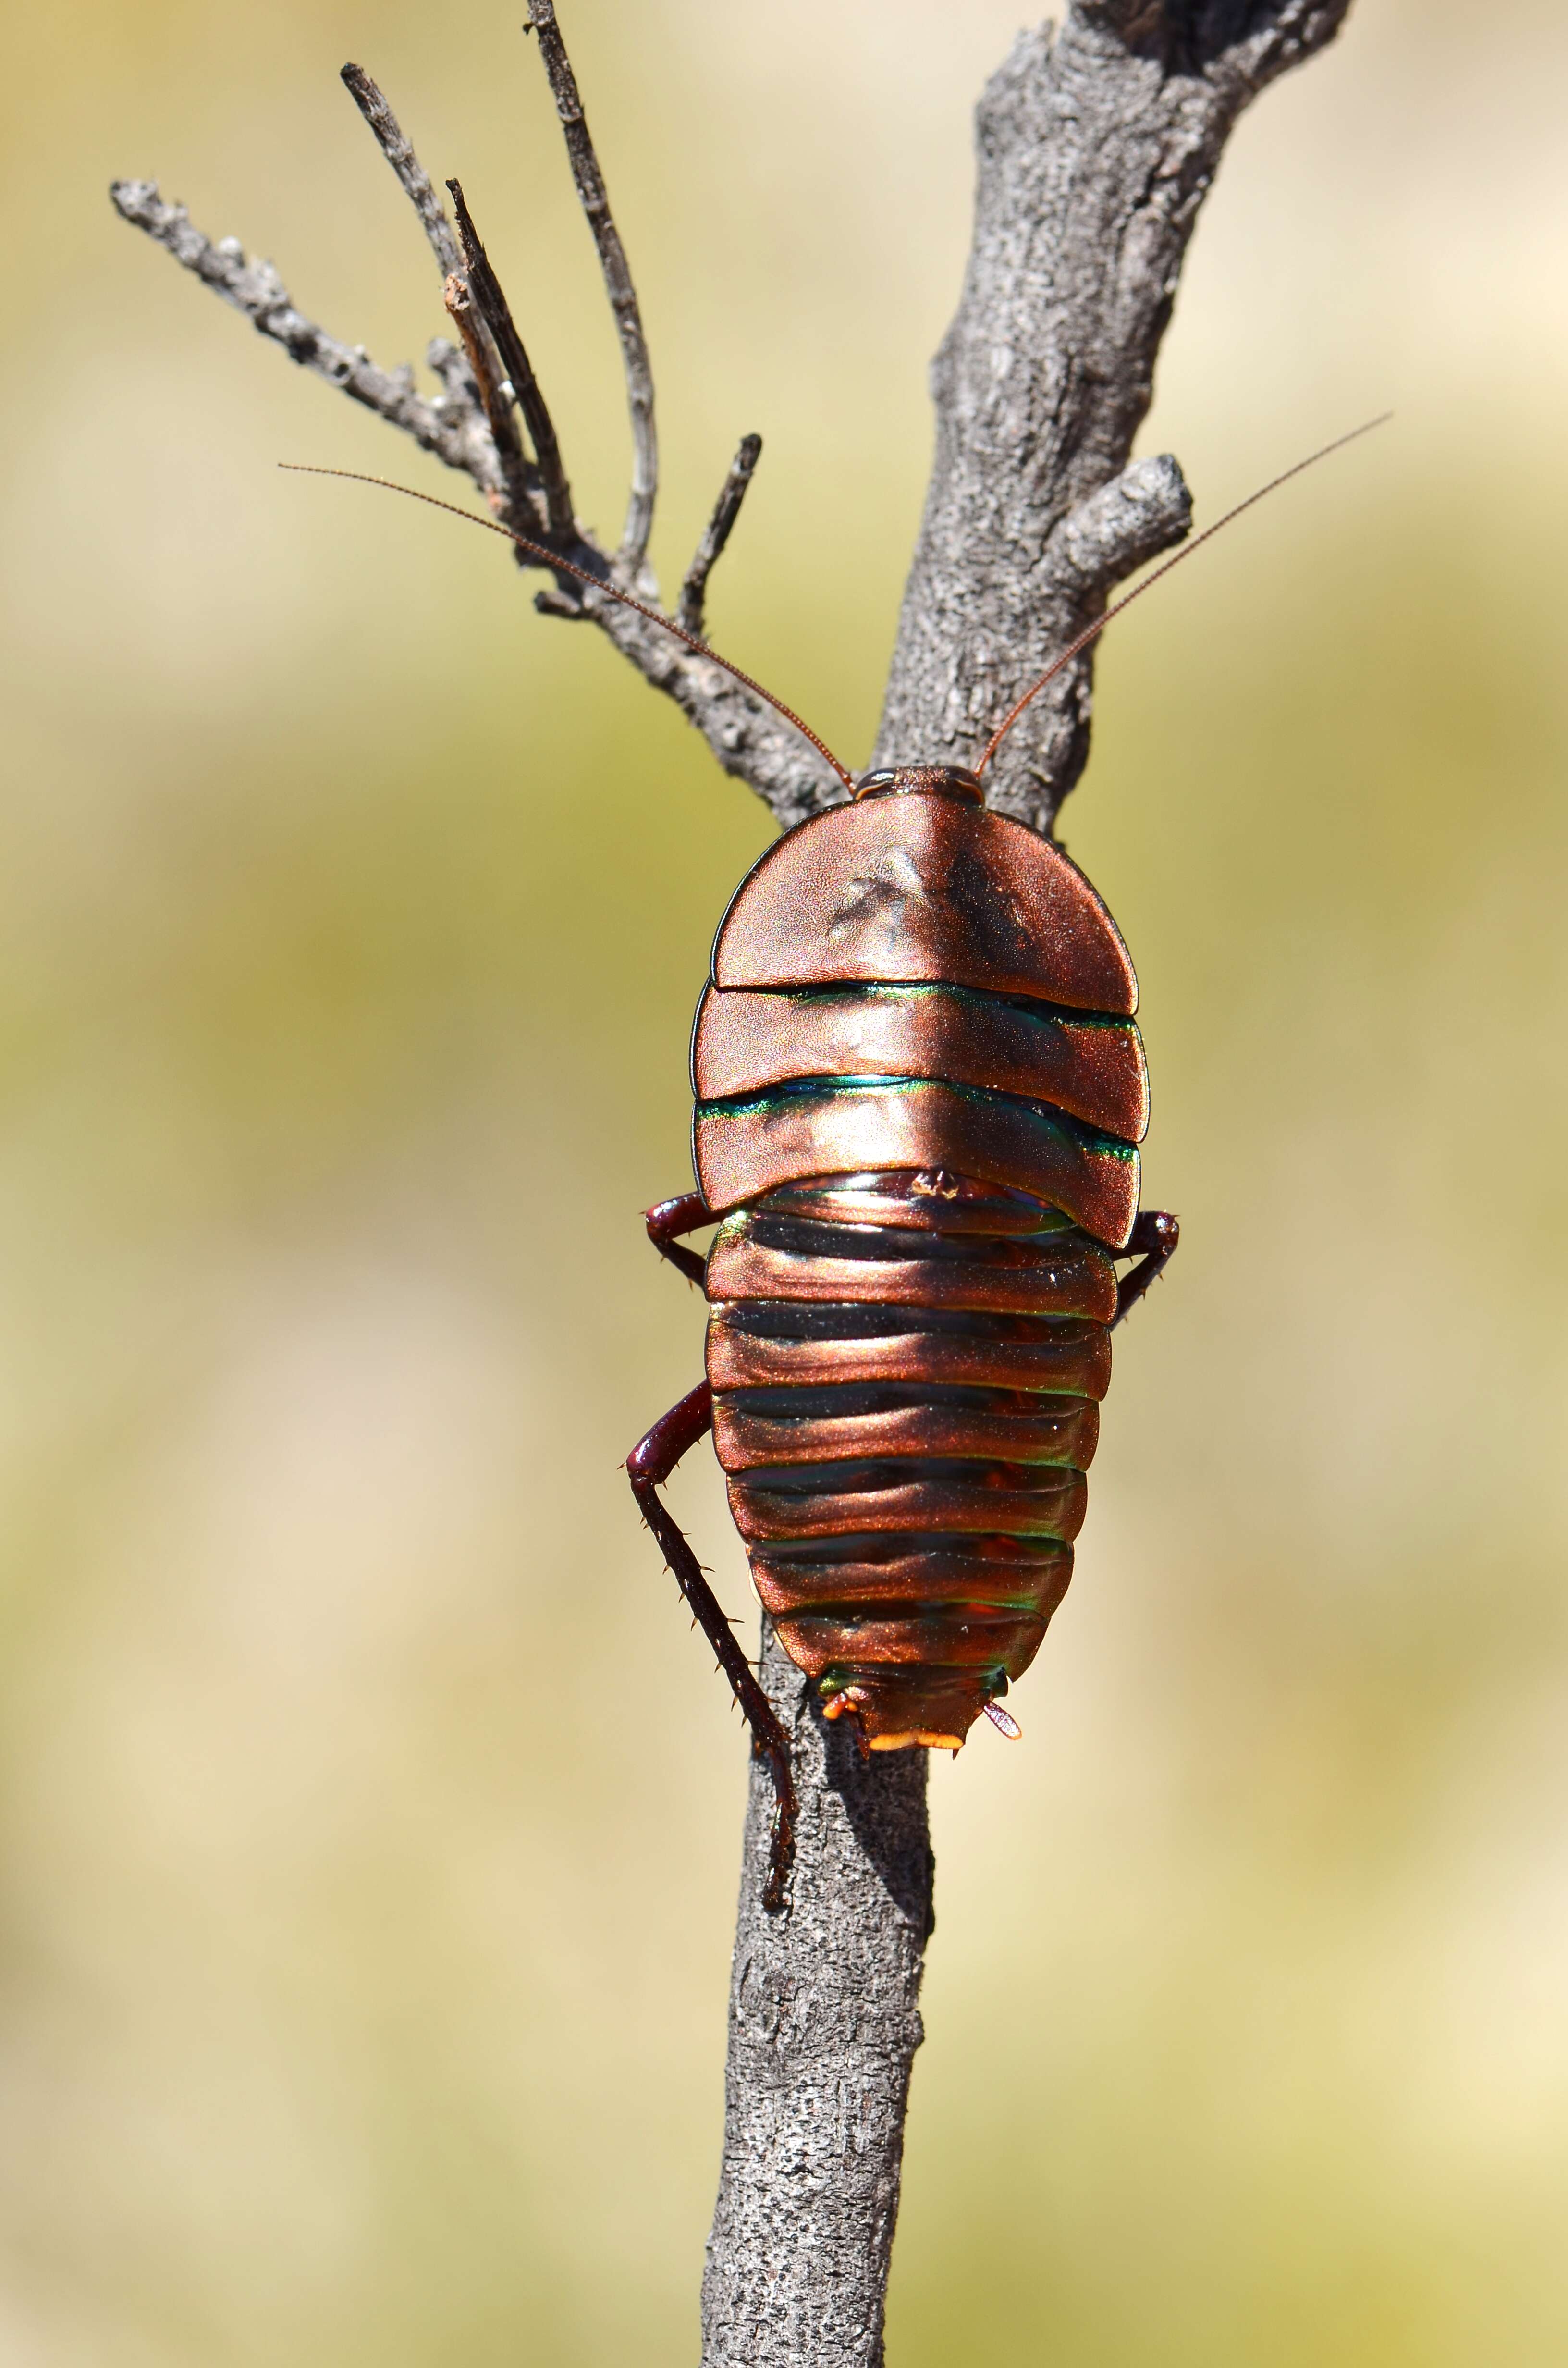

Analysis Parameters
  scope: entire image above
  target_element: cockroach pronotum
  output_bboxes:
[291,411,1384,1912]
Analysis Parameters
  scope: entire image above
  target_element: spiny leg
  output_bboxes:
[626,1379,796,1911]
[643,1190,715,1286]
[1113,1209,1180,1329]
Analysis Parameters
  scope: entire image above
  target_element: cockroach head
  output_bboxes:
[853,765,984,805]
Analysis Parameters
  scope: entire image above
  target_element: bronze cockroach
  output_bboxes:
[632,764,1174,1909]
[296,417,1382,1912]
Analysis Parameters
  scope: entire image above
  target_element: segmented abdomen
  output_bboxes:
[690,782,1145,1749]
[704,1172,1116,1748]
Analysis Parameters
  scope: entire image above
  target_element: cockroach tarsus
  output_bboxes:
[295,414,1386,1914]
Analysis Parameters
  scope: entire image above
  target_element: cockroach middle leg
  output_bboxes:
[626,1379,797,1910]
[643,1190,715,1286]
[1112,1209,1180,1329]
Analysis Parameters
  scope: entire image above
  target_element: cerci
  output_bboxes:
[303,421,1378,1912]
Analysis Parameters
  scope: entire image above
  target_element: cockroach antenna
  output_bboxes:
[972,412,1392,777]
[278,464,858,795]
[286,415,1386,805]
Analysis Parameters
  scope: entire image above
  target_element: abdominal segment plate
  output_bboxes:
[695,1078,1138,1246]
[758,1172,1073,1236]
[693,984,1149,1142]
[749,1542,1075,1618]
[697,1167,1121,1748]
[705,1308,1113,1398]
[772,1608,1048,1681]
[710,796,1138,1012]
[726,1462,1088,1544]
[704,1226,1118,1322]
[710,1388,1101,1474]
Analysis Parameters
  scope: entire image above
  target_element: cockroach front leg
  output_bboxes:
[643,1191,715,1286]
[1112,1209,1180,1329]
[626,1379,797,1911]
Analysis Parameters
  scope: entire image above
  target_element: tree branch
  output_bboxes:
[679,434,763,637]
[523,0,659,569]
[872,0,1353,837]
[702,1626,933,2368]
[113,91,834,825]
[440,269,543,537]
[108,180,502,494]
[576,589,842,829]
[340,66,544,543]
[339,62,462,277]
[446,176,577,547]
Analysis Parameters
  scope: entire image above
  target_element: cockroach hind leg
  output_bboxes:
[982,1700,1023,1740]
[627,1380,797,1914]
[760,1743,797,1913]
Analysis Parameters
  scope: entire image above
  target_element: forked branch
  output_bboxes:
[113,35,836,825]
[873,0,1357,831]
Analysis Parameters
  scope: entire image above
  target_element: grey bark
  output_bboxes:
[874,0,1354,832]
[702,1627,932,2367]
[110,4,1352,2360]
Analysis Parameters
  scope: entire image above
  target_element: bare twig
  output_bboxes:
[342,63,540,539]
[679,434,763,636]
[108,180,501,495]
[523,1,658,568]
[339,63,462,278]
[441,269,542,536]
[335,63,538,534]
[447,177,576,545]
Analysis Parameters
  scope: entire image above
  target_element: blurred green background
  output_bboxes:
[1,1,1565,2360]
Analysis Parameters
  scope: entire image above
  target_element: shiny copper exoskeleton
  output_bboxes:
[629,764,1177,1908]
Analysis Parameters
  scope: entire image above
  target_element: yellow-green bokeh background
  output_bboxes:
[3,3,1566,2360]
